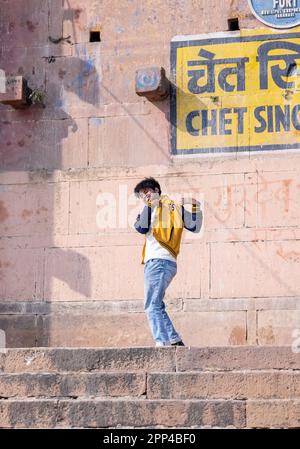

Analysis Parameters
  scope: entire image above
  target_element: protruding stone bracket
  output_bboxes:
[135,67,170,101]
[0,75,32,109]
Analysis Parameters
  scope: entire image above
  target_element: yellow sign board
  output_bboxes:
[171,29,300,154]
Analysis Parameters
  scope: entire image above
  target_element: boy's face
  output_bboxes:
[138,187,160,206]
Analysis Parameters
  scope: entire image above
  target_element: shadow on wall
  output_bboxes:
[0,0,101,347]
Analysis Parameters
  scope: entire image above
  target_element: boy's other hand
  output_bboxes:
[181,197,199,206]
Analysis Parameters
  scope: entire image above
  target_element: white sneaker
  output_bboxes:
[155,342,167,347]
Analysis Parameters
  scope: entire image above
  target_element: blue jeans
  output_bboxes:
[144,258,181,345]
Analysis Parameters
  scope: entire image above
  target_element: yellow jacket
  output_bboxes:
[140,194,184,264]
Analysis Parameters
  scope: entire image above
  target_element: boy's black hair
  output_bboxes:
[134,177,161,197]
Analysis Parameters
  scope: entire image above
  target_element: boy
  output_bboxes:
[134,177,202,347]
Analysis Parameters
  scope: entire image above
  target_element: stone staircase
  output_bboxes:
[0,346,299,428]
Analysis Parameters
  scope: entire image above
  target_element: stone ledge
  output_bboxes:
[1,297,299,315]
[247,399,300,428]
[0,347,299,374]
[147,371,300,400]
[0,372,146,399]
[0,347,177,374]
[0,398,246,428]
[176,346,300,371]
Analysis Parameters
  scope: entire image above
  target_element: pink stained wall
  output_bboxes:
[0,0,299,348]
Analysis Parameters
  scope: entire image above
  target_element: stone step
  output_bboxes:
[1,346,299,374]
[0,370,299,400]
[0,372,146,399]
[0,398,299,428]
[147,371,300,400]
[0,347,176,373]
[0,398,246,428]
[0,346,299,428]
[175,346,300,371]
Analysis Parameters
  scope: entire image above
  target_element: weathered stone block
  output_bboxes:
[0,372,146,398]
[0,248,44,301]
[43,243,201,302]
[135,67,169,101]
[56,399,246,428]
[147,372,300,400]
[176,346,300,371]
[0,316,38,347]
[211,241,300,298]
[0,0,49,49]
[0,399,58,428]
[247,400,300,428]
[257,172,300,228]
[88,112,170,167]
[257,309,300,346]
[0,118,88,170]
[0,182,69,237]
[0,348,176,374]
[0,76,30,108]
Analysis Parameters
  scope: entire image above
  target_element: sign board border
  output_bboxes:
[170,31,300,156]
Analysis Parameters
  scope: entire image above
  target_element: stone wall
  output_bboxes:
[0,0,299,347]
